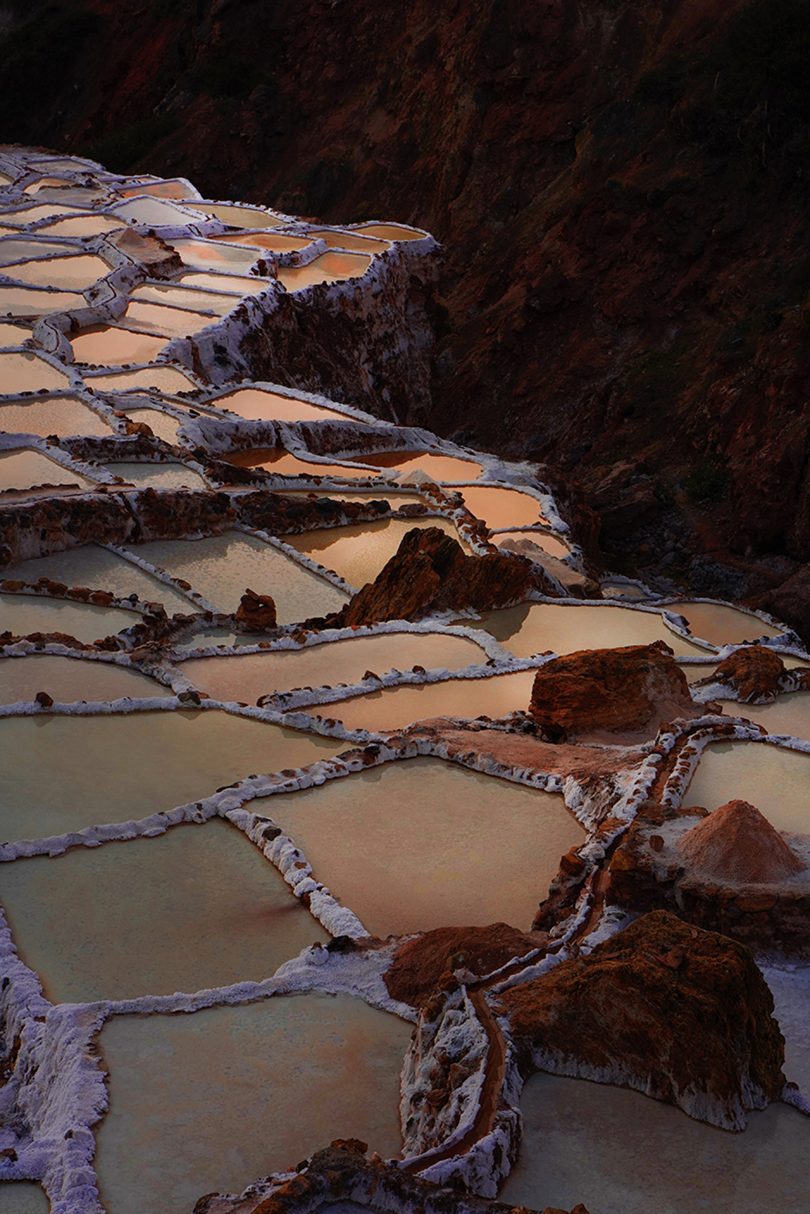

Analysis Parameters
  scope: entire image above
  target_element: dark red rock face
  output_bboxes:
[703,645,788,703]
[4,0,810,624]
[498,910,786,1129]
[235,589,277,632]
[328,526,552,626]
[385,923,541,1008]
[529,640,700,741]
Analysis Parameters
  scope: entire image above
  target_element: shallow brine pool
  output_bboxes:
[0,396,111,438]
[0,590,138,645]
[684,740,810,834]
[468,603,709,658]
[0,654,170,704]
[285,517,461,589]
[10,543,195,615]
[326,670,537,733]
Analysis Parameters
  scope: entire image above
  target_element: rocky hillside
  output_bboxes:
[1,0,809,625]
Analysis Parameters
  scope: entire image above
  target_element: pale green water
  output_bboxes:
[105,462,206,490]
[0,591,137,644]
[285,517,460,589]
[0,396,111,438]
[469,603,709,658]
[113,197,206,227]
[11,544,195,615]
[0,1183,48,1213]
[260,758,584,935]
[684,741,810,833]
[1,819,326,1001]
[127,532,348,619]
[96,994,409,1214]
[0,654,171,704]
[501,1074,808,1214]
[0,710,340,839]
[330,670,537,733]
[182,631,486,701]
[717,693,810,741]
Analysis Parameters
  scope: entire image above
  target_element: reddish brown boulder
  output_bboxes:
[235,588,277,631]
[328,526,552,627]
[704,645,787,703]
[679,800,805,884]
[385,923,542,1007]
[498,911,785,1130]
[528,641,700,741]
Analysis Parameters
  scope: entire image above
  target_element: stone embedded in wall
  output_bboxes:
[235,588,277,632]
[498,910,786,1130]
[699,645,789,703]
[385,923,542,1008]
[528,641,702,742]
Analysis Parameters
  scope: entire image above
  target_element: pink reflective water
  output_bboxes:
[329,670,537,732]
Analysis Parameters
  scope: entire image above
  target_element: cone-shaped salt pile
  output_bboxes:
[679,799,805,883]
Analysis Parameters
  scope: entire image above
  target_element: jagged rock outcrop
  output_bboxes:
[235,589,277,632]
[327,527,552,626]
[385,923,540,1008]
[498,910,786,1130]
[701,645,788,703]
[679,800,805,884]
[528,641,700,741]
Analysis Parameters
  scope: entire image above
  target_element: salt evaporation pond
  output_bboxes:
[38,212,125,237]
[182,631,486,700]
[96,994,409,1214]
[213,387,355,423]
[0,1184,48,1213]
[171,237,260,272]
[105,461,206,490]
[286,517,461,589]
[0,285,84,316]
[0,349,69,392]
[122,299,217,338]
[684,741,810,833]
[227,447,380,479]
[277,251,370,292]
[718,692,810,741]
[262,758,584,935]
[350,450,484,481]
[130,282,240,315]
[127,532,348,618]
[70,326,167,366]
[495,530,570,560]
[329,670,537,733]
[0,237,75,262]
[469,603,709,658]
[0,654,171,704]
[213,231,312,253]
[0,710,339,839]
[11,544,195,615]
[671,601,784,646]
[6,252,110,290]
[0,448,93,494]
[762,964,810,1091]
[0,591,137,643]
[501,1073,807,1214]
[0,396,111,438]
[1,820,326,1002]
[87,365,196,394]
[459,485,547,529]
[283,489,422,509]
[120,406,182,443]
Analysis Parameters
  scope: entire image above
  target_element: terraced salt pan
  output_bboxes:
[684,741,810,833]
[0,1183,48,1213]
[5,252,111,290]
[129,282,242,315]
[38,213,125,237]
[0,654,171,704]
[86,365,196,394]
[353,223,426,241]
[277,251,371,292]
[213,230,312,252]
[105,461,206,490]
[112,196,206,228]
[672,601,784,646]
[286,517,461,589]
[70,326,168,366]
[262,758,584,935]
[469,603,709,658]
[182,631,486,700]
[1,819,326,1002]
[227,448,379,479]
[0,205,79,224]
[717,693,810,741]
[11,544,195,615]
[459,485,547,529]
[328,670,537,733]
[496,531,570,560]
[127,532,349,618]
[96,994,409,1214]
[351,449,484,481]
[0,321,29,342]
[119,180,190,200]
[214,388,352,424]
[0,710,339,840]
[119,407,182,443]
[122,299,218,338]
[0,285,84,316]
[188,201,275,227]
[177,271,269,295]
[283,490,420,509]
[171,238,259,273]
[502,1073,807,1214]
[0,395,111,438]
[310,230,390,253]
[0,348,69,392]
[0,591,137,645]
[0,448,93,493]
[0,237,75,262]
[175,628,268,651]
